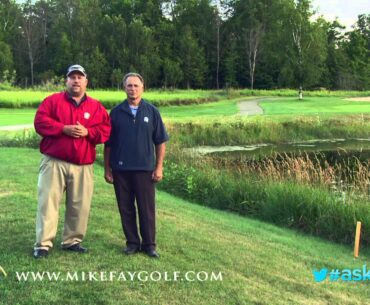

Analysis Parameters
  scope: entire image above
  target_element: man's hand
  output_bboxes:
[152,167,163,182]
[104,169,114,184]
[62,122,88,138]
[75,121,88,137]
[63,125,80,138]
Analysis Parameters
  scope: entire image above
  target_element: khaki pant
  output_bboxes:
[34,155,93,250]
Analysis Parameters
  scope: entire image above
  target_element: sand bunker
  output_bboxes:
[345,97,370,102]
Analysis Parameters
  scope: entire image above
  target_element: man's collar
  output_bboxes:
[65,91,87,106]
[121,99,144,113]
[123,99,143,107]
[127,98,142,107]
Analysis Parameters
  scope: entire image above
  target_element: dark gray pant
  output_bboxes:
[112,171,156,251]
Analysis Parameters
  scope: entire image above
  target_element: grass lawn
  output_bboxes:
[1,95,370,127]
[1,147,370,305]
[0,89,223,108]
[0,108,36,126]
[260,97,370,115]
[0,99,240,126]
[1,89,369,108]
[160,99,238,121]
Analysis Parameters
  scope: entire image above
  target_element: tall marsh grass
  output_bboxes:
[160,147,370,245]
[167,115,370,146]
[0,89,226,108]
[213,152,370,203]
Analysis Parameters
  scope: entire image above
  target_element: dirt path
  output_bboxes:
[0,124,33,131]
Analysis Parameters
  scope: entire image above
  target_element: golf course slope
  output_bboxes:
[0,148,369,305]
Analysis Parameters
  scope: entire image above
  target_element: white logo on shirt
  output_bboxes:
[84,112,90,119]
[144,117,149,123]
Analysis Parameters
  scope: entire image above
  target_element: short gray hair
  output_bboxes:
[123,72,144,86]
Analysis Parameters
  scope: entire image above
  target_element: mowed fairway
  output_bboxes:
[0,109,36,126]
[159,99,238,120]
[0,101,238,126]
[1,95,370,127]
[0,100,239,126]
[260,97,370,115]
[1,148,370,305]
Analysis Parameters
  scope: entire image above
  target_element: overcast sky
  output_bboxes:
[311,0,370,29]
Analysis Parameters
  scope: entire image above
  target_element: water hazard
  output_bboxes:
[188,138,370,161]
[187,139,370,202]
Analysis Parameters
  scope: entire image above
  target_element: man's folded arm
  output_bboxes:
[34,100,64,136]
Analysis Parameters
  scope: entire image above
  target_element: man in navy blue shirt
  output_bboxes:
[104,72,169,258]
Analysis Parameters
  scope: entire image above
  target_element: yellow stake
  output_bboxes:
[354,221,362,258]
[0,265,7,277]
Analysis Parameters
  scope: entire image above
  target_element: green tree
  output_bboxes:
[0,41,14,77]
[176,26,206,88]
[18,0,45,86]
[280,0,327,95]
[356,14,370,50]
[86,47,110,88]
[163,58,183,88]
[126,19,161,87]
[345,30,369,90]
[222,33,239,87]
[322,20,349,89]
[0,0,19,42]
[344,14,370,89]
[52,32,73,75]
[2,0,368,90]
[111,68,123,89]
[100,14,128,82]
[229,0,269,89]
[172,0,217,87]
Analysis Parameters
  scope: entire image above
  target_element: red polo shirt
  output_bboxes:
[34,91,111,165]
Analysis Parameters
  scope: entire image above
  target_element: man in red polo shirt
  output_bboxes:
[33,64,111,258]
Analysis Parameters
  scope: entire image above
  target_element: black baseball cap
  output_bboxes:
[66,64,87,77]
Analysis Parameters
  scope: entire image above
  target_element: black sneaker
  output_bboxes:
[33,249,49,259]
[123,246,140,255]
[62,243,88,253]
[143,249,160,258]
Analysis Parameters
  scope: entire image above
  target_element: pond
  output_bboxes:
[188,138,370,162]
[187,139,370,201]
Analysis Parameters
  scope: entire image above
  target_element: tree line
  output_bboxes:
[0,0,369,90]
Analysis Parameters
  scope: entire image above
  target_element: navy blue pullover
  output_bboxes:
[106,99,169,171]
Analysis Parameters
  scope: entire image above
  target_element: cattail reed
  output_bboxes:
[209,151,370,202]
